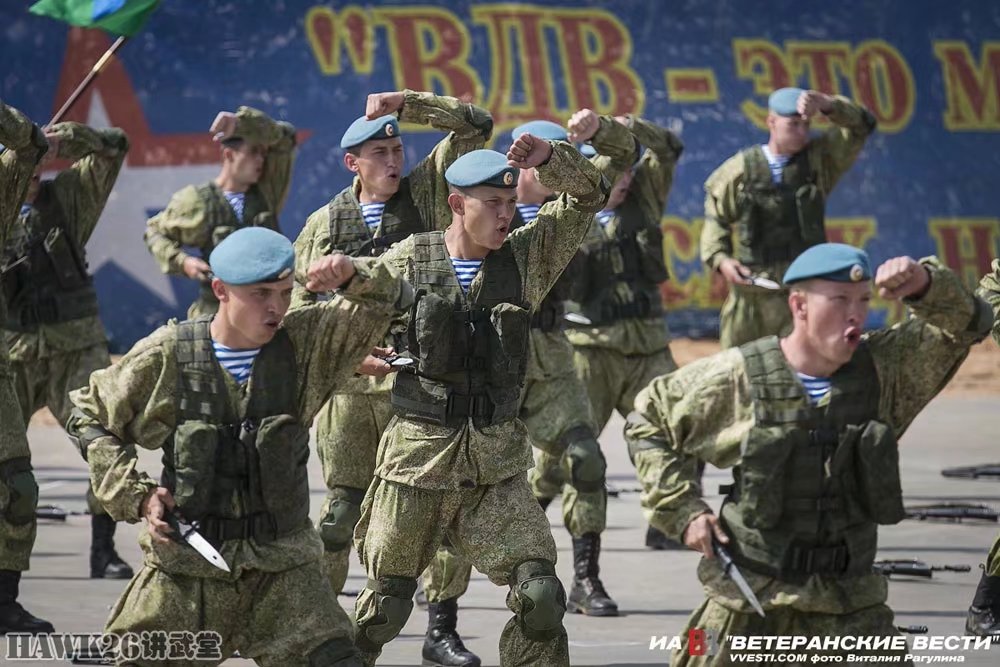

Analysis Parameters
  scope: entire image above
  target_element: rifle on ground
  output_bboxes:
[903,502,998,523]
[942,463,1000,480]
[896,625,928,634]
[36,504,90,521]
[873,559,971,579]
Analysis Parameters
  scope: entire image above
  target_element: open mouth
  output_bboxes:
[844,327,861,346]
[264,321,279,331]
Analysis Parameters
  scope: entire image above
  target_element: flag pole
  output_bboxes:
[49,34,128,125]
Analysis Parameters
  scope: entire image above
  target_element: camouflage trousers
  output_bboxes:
[986,534,1000,576]
[104,562,359,667]
[0,348,33,571]
[355,475,569,667]
[719,283,793,349]
[673,597,912,666]
[316,391,471,601]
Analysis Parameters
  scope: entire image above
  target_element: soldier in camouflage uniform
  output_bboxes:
[700,88,877,349]
[329,135,609,666]
[0,101,54,635]
[510,119,620,616]
[68,227,411,666]
[3,121,134,581]
[964,260,1000,638]
[293,89,492,667]
[145,107,296,319]
[537,109,684,550]
[624,244,992,665]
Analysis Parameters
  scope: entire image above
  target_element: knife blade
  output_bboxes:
[713,539,765,618]
[165,510,230,573]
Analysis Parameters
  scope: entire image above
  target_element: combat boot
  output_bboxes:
[422,597,481,666]
[90,513,134,579]
[567,533,619,616]
[966,570,1000,641]
[537,496,554,511]
[645,524,683,550]
[0,570,54,635]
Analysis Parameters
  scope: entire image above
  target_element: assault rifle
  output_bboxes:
[35,504,89,521]
[873,559,971,579]
[941,463,1000,480]
[903,502,998,523]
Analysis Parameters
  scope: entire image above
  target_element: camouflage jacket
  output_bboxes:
[624,259,991,614]
[144,107,296,275]
[69,259,408,579]
[375,141,608,489]
[3,123,128,360]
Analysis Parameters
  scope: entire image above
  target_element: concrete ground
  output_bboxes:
[4,396,1000,665]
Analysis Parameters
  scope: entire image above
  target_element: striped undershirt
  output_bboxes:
[761,144,791,184]
[223,191,246,223]
[595,209,615,228]
[212,340,260,384]
[450,257,483,292]
[797,372,831,405]
[516,203,542,225]
[361,202,385,229]
[19,204,32,217]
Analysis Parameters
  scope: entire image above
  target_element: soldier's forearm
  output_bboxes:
[823,95,877,138]
[0,101,42,153]
[588,116,639,169]
[233,106,295,150]
[626,116,683,164]
[398,90,493,141]
[536,141,608,209]
[906,258,992,338]
[144,228,189,275]
[88,435,157,524]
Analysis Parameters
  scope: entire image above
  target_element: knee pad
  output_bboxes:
[561,426,606,493]
[307,637,362,667]
[356,576,417,652]
[318,487,365,552]
[0,457,38,526]
[510,559,566,641]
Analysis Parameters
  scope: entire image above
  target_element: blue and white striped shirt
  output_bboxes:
[213,340,260,384]
[361,202,386,230]
[797,372,831,405]
[223,191,246,223]
[450,257,483,292]
[595,209,615,228]
[516,203,542,225]
[19,204,32,218]
[761,144,790,184]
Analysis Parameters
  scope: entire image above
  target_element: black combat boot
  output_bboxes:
[645,524,684,550]
[567,533,619,616]
[90,513,134,579]
[537,496,554,512]
[422,597,481,666]
[0,569,54,635]
[966,570,1000,640]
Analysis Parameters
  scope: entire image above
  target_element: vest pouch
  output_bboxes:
[635,226,669,284]
[211,224,238,248]
[412,293,455,376]
[795,184,825,247]
[734,189,761,262]
[488,302,529,388]
[42,227,88,290]
[738,426,801,529]
[172,421,220,520]
[255,414,311,531]
[852,421,905,525]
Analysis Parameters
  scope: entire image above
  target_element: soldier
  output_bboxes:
[329,135,612,666]
[3,121,133,580]
[510,119,619,616]
[67,227,412,666]
[548,109,684,550]
[624,244,993,665]
[0,100,53,634]
[144,107,296,318]
[701,87,877,349]
[293,89,492,667]
[965,260,1000,638]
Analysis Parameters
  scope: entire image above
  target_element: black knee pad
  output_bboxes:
[510,559,566,641]
[0,457,37,526]
[356,576,418,652]
[560,426,606,493]
[319,487,365,552]
[307,637,362,666]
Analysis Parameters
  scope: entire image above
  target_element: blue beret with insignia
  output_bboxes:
[768,87,805,117]
[511,120,567,142]
[340,115,400,150]
[783,243,872,285]
[445,149,519,188]
[210,227,295,285]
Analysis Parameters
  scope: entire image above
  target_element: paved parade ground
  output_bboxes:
[4,342,1000,666]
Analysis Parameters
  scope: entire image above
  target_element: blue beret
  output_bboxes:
[210,227,295,285]
[783,243,872,285]
[340,115,400,150]
[511,120,567,142]
[578,143,597,158]
[445,149,519,188]
[768,87,805,117]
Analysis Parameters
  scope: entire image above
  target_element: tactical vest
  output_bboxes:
[575,193,668,327]
[327,179,424,258]
[1,182,99,331]
[390,232,529,428]
[161,318,310,545]
[509,203,579,332]
[720,337,905,582]
[734,146,826,267]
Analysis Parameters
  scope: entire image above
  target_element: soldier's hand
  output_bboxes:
[875,256,931,300]
[182,256,212,281]
[683,512,728,559]
[305,254,357,292]
[507,133,553,169]
[210,112,239,142]
[797,90,834,118]
[567,108,600,142]
[718,258,752,285]
[142,487,176,545]
[366,92,406,120]
[357,346,398,377]
[40,129,62,164]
